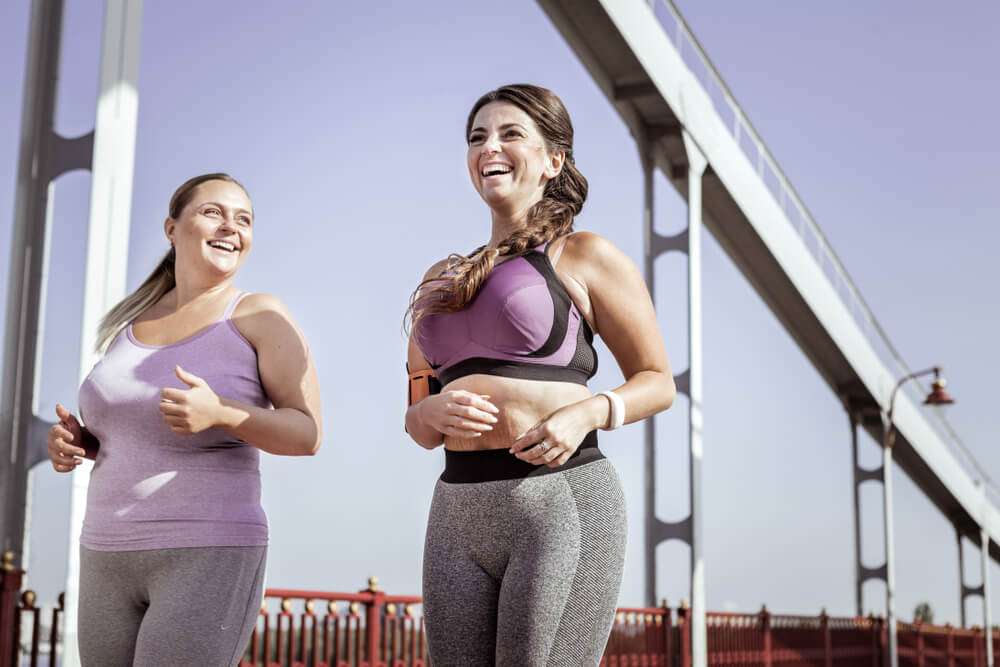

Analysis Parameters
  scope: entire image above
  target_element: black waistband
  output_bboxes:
[440,431,602,484]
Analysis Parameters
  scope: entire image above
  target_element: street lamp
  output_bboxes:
[884,366,954,667]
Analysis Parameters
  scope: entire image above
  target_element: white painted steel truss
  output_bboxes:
[535,2,997,667]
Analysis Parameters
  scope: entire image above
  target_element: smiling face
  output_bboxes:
[466,101,564,218]
[164,179,253,283]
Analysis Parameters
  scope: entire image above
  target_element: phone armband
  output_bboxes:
[408,369,441,406]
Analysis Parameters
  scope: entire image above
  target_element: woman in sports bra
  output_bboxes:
[45,173,323,666]
[405,84,676,666]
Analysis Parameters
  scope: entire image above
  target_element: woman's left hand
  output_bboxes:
[510,401,595,468]
[158,365,222,435]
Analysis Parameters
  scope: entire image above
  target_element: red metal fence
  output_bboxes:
[1,554,23,667]
[4,562,1000,667]
[897,620,988,667]
[240,581,678,667]
[235,584,1000,667]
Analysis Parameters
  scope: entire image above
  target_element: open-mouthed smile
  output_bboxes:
[481,162,513,178]
[207,240,238,253]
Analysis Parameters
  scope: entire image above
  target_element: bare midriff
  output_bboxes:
[442,374,592,451]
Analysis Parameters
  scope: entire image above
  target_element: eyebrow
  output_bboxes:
[469,123,527,135]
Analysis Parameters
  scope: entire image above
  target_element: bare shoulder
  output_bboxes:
[422,257,451,281]
[231,293,301,348]
[560,231,635,280]
[233,292,290,317]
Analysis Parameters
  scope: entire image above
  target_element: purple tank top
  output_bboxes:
[78,292,271,551]
[415,244,597,387]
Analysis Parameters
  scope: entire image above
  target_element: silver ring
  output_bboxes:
[537,441,549,453]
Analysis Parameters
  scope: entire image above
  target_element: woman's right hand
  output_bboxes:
[47,404,87,472]
[417,391,499,439]
[405,310,498,446]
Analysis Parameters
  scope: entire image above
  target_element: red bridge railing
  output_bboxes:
[0,553,24,667]
[4,562,1000,667]
[237,587,1000,667]
[246,580,425,667]
[240,582,677,667]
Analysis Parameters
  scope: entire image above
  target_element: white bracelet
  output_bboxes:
[598,390,625,430]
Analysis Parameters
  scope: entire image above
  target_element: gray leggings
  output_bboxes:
[423,457,627,667]
[78,545,266,667]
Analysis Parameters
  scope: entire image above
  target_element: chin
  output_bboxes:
[480,188,514,208]
[206,260,241,277]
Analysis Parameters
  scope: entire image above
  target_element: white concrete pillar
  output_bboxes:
[682,130,708,667]
[62,2,143,665]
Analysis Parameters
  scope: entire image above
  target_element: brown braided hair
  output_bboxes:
[406,84,588,334]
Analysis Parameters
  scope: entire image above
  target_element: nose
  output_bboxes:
[482,133,501,155]
[217,215,237,233]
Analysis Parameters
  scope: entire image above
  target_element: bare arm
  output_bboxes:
[158,293,323,456]
[513,232,675,466]
[579,231,676,422]
[405,337,446,448]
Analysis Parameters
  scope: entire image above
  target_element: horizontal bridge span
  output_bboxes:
[537,0,1000,559]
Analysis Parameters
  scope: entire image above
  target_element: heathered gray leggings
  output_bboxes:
[78,545,266,667]
[423,457,627,667]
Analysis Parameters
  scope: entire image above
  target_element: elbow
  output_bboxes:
[308,425,323,455]
[288,439,320,457]
[409,427,443,450]
[300,422,322,456]
[660,373,677,412]
[407,425,443,450]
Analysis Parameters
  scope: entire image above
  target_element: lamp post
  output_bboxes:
[883,366,954,667]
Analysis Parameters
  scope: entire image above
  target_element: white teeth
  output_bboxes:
[482,164,513,177]
[209,241,236,252]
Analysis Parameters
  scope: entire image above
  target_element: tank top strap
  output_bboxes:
[223,291,251,320]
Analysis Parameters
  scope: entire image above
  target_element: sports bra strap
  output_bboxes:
[550,236,567,268]
[223,291,251,320]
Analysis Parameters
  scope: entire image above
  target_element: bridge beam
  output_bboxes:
[847,404,898,663]
[983,527,994,666]
[682,131,708,667]
[1,0,65,575]
[851,411,865,616]
[957,528,983,628]
[882,414,900,667]
[537,0,999,649]
[0,2,142,665]
[847,406,888,618]
[640,123,706,667]
[62,2,143,664]
[641,140,660,607]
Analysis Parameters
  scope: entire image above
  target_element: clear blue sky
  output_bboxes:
[1,1,997,626]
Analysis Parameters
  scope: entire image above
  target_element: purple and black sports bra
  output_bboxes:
[415,241,598,387]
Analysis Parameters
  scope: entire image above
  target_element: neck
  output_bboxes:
[488,201,536,249]
[170,276,233,310]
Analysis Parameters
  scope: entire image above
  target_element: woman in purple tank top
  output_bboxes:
[44,173,323,667]
[405,85,676,666]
